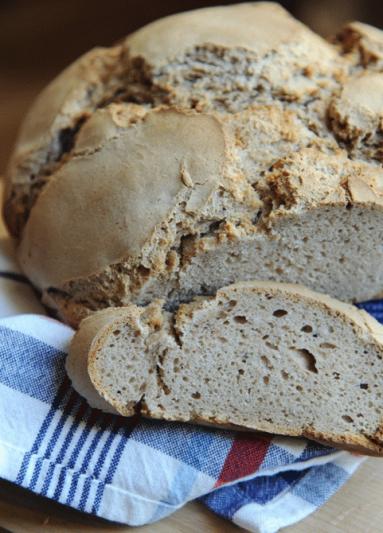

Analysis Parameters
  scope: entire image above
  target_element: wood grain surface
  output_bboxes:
[1,49,383,533]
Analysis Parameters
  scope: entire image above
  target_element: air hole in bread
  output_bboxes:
[290,347,318,373]
[192,392,201,399]
[113,329,121,336]
[263,375,270,385]
[301,325,313,333]
[342,415,354,423]
[360,383,369,390]
[273,309,288,317]
[265,341,279,351]
[261,355,273,369]
[234,315,248,324]
[319,343,337,349]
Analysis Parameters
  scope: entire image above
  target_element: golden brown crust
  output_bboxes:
[137,407,383,456]
[42,291,93,328]
[303,428,383,457]
[268,147,383,209]
[334,21,383,67]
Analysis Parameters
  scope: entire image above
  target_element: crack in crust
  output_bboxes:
[4,4,348,236]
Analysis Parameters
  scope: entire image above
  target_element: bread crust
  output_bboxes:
[3,3,383,324]
[66,281,383,456]
[17,107,227,289]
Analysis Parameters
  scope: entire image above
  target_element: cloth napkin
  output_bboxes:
[2,237,379,533]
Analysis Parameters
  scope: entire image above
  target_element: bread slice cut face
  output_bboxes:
[67,281,383,456]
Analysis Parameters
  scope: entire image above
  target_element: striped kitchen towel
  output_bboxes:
[1,237,379,532]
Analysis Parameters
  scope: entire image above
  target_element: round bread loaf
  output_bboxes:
[3,2,383,327]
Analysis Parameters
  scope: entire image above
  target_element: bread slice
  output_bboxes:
[66,307,125,414]
[67,281,383,456]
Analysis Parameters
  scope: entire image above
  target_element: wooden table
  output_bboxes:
[1,78,383,533]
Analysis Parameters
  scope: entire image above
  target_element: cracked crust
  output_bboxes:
[125,2,333,67]
[3,3,383,326]
[17,107,227,289]
[334,21,383,69]
[328,73,383,162]
[268,147,383,208]
[69,281,383,456]
[3,46,125,236]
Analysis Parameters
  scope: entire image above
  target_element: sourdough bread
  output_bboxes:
[3,3,383,326]
[67,281,383,456]
[66,307,125,413]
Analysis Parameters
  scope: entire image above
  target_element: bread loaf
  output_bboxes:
[3,3,383,326]
[67,281,383,456]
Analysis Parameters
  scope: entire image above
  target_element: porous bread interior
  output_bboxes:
[92,317,153,415]
[177,205,383,305]
[65,307,127,413]
[88,283,383,452]
[50,203,383,321]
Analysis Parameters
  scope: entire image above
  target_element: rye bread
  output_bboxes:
[67,281,383,456]
[3,3,383,327]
